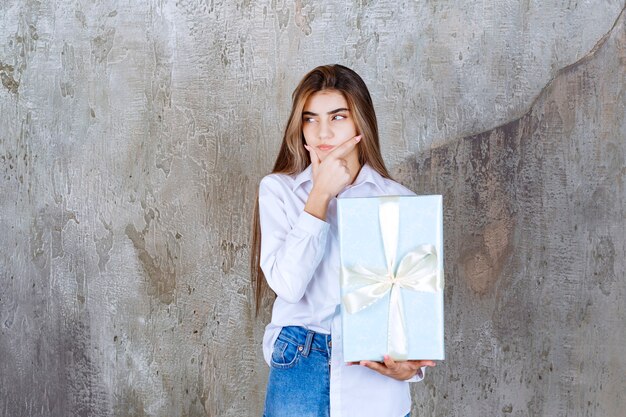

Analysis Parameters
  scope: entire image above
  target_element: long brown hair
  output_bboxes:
[250,64,392,314]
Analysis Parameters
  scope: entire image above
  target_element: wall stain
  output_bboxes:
[294,0,315,35]
[0,62,19,94]
[60,42,76,98]
[124,207,178,305]
[64,318,107,416]
[95,216,114,272]
[460,217,514,296]
[220,239,247,274]
[91,27,116,64]
[2,292,17,329]
[30,203,79,269]
[589,236,616,296]
[75,9,87,28]
[114,388,149,417]
[275,3,290,30]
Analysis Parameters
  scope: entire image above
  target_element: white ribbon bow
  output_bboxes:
[341,197,441,359]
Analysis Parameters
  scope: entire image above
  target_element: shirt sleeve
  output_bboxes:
[258,176,330,304]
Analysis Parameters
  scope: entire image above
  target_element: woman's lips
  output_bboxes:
[317,144,334,151]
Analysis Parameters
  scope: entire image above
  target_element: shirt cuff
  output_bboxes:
[407,366,426,383]
[296,210,330,236]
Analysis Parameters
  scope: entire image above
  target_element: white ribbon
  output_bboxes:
[341,197,441,359]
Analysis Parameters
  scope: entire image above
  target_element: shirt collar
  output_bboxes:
[293,165,314,191]
[292,163,386,193]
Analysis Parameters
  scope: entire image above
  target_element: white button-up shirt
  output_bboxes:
[258,163,424,417]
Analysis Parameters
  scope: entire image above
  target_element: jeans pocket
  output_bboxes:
[270,338,300,369]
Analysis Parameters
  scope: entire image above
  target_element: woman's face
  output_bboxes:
[301,90,359,162]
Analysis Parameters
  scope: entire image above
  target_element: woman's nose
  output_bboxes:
[319,122,333,140]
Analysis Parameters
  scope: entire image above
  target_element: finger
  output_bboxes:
[383,355,398,370]
[328,135,361,159]
[304,144,321,171]
[360,360,389,376]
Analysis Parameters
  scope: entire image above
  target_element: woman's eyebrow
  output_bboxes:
[302,108,350,116]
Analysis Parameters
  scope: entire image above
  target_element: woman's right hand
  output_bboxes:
[303,135,361,220]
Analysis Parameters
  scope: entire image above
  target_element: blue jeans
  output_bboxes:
[263,326,411,417]
[263,326,332,417]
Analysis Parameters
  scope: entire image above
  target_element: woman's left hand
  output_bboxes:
[353,356,436,381]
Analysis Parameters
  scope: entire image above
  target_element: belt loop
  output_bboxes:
[301,330,314,357]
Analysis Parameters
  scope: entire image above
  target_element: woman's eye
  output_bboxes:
[303,117,315,123]
[333,114,346,121]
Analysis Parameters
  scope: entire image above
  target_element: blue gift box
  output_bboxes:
[337,195,445,362]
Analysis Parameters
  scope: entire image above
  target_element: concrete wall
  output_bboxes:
[1,1,624,416]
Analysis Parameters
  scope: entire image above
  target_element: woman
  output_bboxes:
[251,64,436,417]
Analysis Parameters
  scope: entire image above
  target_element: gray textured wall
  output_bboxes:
[0,1,624,416]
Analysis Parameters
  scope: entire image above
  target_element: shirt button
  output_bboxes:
[328,341,332,347]
[298,346,303,351]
